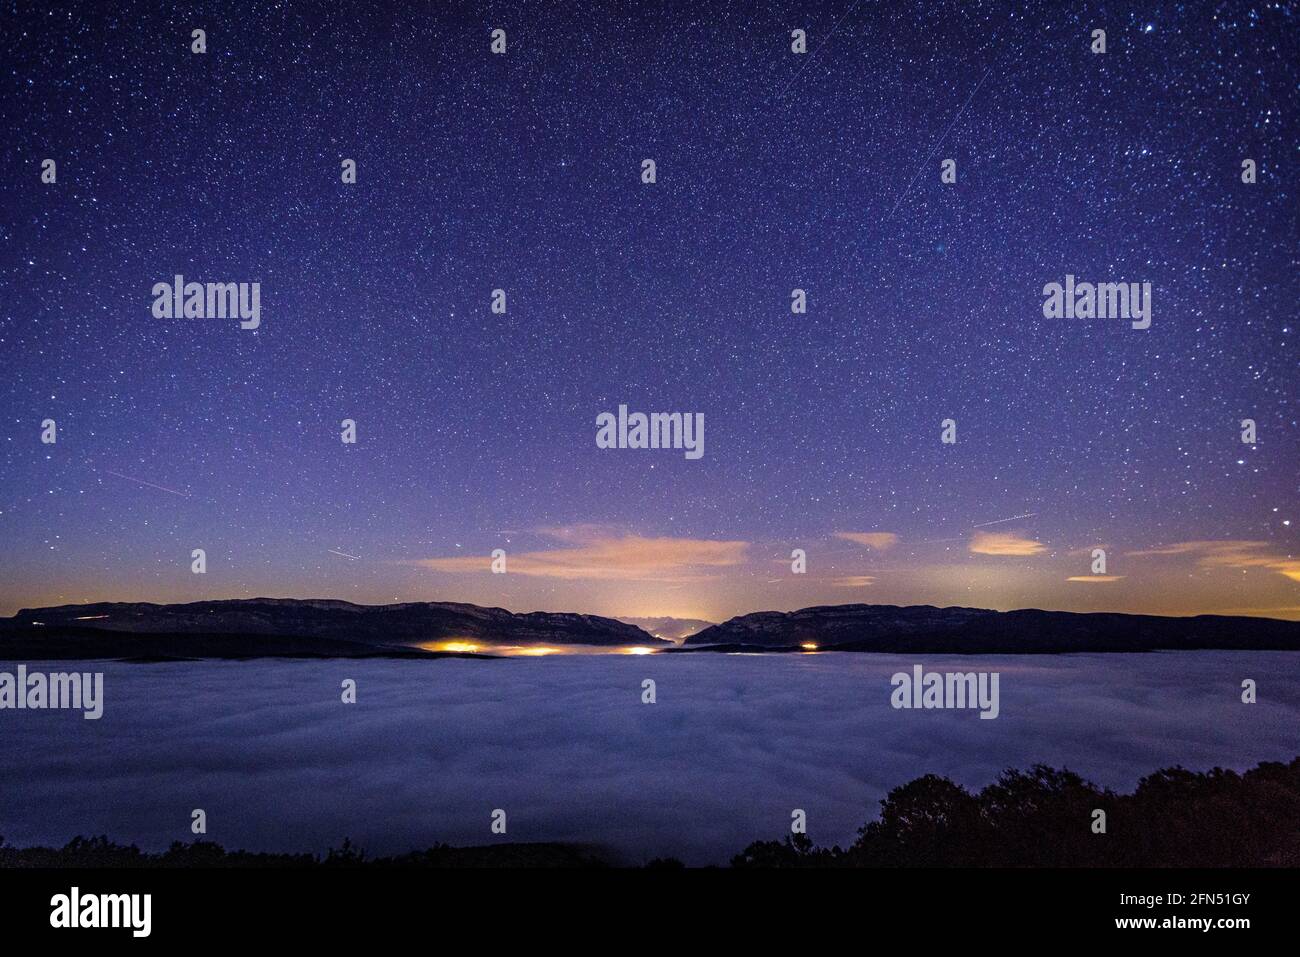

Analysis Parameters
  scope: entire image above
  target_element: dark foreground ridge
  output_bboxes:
[4,757,1296,868]
[683,603,1300,653]
[0,598,663,659]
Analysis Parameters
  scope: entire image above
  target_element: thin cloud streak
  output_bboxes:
[1128,541,1300,583]
[411,528,749,583]
[832,575,877,587]
[834,532,900,550]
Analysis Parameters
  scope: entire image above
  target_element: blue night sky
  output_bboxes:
[1,0,1295,621]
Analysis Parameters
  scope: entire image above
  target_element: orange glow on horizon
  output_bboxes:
[433,640,481,653]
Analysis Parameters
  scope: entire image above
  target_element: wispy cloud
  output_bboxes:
[832,575,877,587]
[1127,540,1300,583]
[834,532,899,550]
[410,526,749,583]
[969,530,1046,556]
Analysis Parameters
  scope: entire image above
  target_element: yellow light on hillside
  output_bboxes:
[438,641,480,653]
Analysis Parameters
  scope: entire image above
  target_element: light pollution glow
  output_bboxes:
[4,531,1298,625]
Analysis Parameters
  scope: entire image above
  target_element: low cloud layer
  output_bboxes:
[1,654,1295,865]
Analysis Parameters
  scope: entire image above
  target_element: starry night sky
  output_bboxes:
[1,0,1296,622]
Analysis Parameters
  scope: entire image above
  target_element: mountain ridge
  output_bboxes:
[0,597,662,658]
[3,599,1298,659]
[682,603,1300,653]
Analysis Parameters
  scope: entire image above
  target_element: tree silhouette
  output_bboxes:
[733,756,1300,868]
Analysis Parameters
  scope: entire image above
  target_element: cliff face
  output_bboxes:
[5,598,663,649]
[683,603,1300,653]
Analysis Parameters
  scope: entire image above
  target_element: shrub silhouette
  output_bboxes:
[733,756,1300,867]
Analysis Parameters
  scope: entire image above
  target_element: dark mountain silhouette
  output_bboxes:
[4,599,1299,660]
[682,603,1300,653]
[0,598,663,659]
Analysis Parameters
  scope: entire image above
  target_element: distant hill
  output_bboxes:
[0,598,663,659]
[681,603,1300,653]
[617,616,715,642]
[6,599,1298,660]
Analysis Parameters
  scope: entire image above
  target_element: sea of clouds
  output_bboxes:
[1,652,1296,865]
